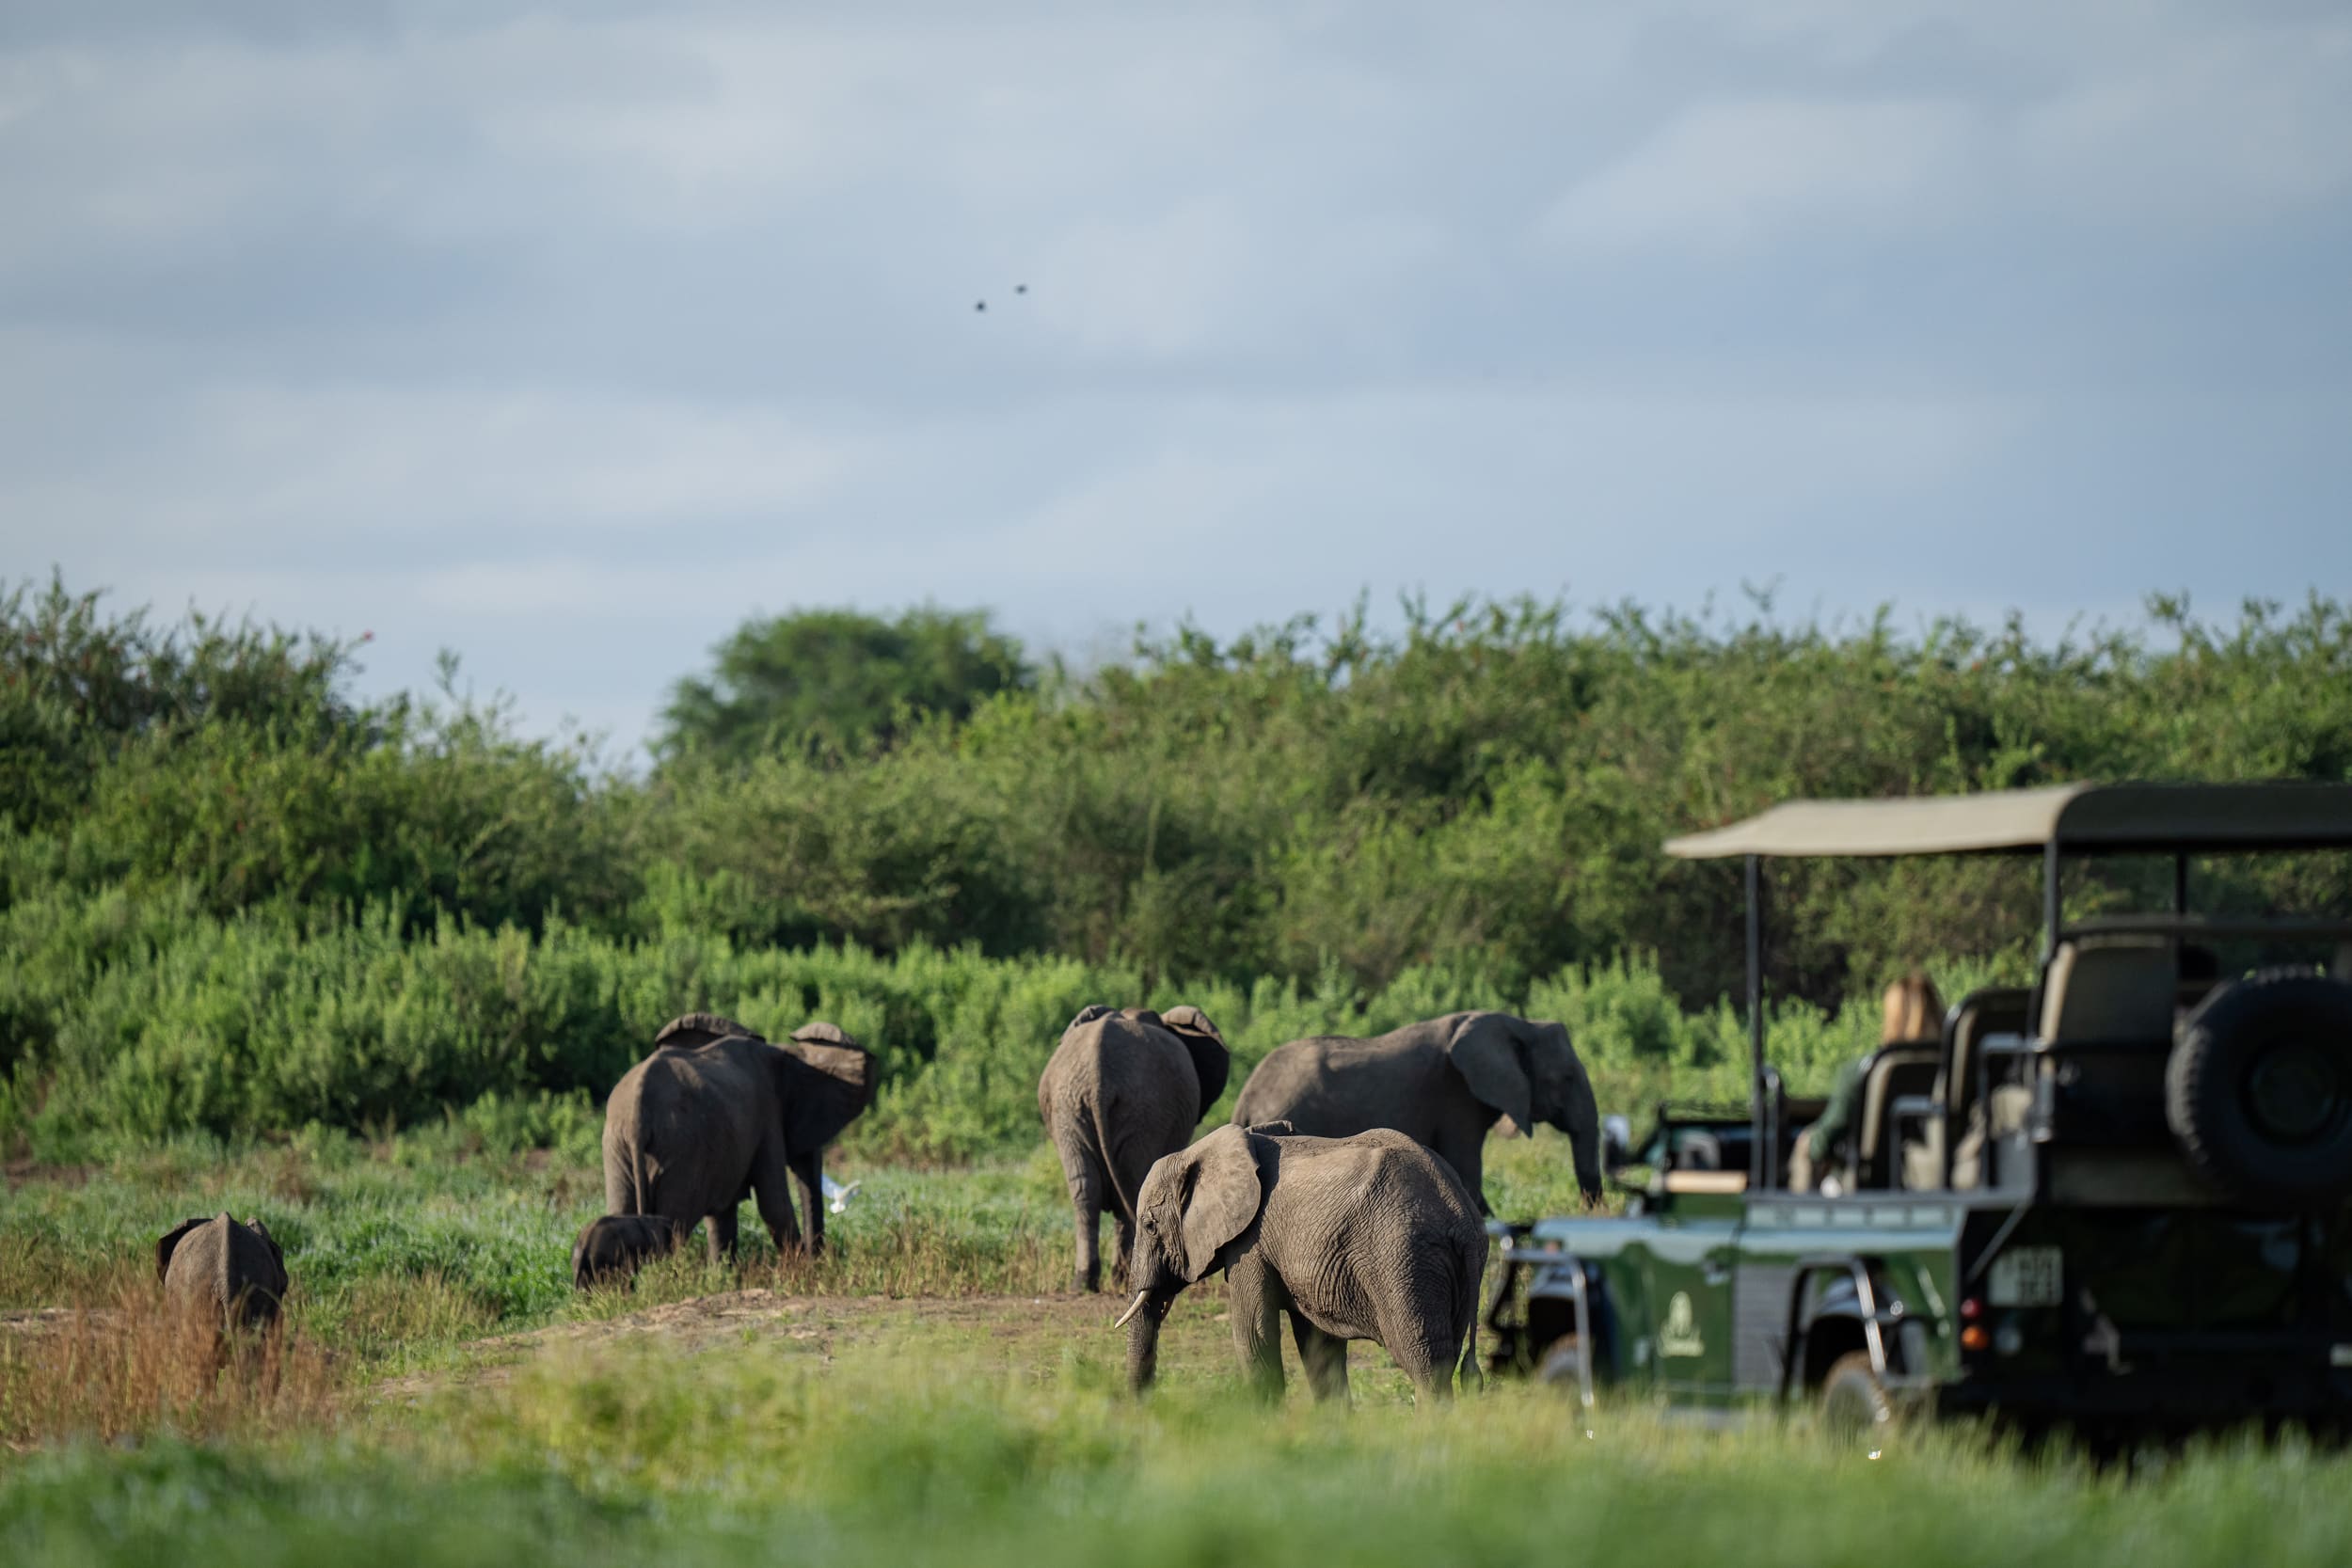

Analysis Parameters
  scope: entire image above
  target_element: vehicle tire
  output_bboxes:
[2167,972,2352,1208]
[1534,1336,1587,1392]
[1820,1351,1893,1447]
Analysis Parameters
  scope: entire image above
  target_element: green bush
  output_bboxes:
[4,575,2348,1152]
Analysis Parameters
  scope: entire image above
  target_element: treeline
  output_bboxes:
[3,574,2347,1148]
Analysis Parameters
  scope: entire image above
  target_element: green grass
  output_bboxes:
[9,1133,2352,1566]
[8,1320,2352,1568]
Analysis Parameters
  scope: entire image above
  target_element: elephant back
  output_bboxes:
[655,1012,765,1051]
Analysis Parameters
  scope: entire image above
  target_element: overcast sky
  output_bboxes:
[5,1,2348,755]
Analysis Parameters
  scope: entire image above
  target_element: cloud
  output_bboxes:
[1541,97,1980,253]
[0,1,2346,756]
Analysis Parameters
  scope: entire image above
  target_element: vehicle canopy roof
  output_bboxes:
[1663,782,2352,860]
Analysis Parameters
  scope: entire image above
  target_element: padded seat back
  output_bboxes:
[1856,1045,1941,1189]
[2040,936,2175,1043]
[1943,986,2032,1132]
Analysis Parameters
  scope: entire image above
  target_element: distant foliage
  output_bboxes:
[0,908,1914,1159]
[3,575,2349,1148]
[655,605,1032,762]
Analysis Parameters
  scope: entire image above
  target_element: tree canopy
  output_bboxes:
[655,606,1032,763]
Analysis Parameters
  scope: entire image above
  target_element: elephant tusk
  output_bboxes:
[1113,1290,1151,1329]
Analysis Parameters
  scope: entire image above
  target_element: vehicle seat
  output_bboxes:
[2040,936,2176,1043]
[1854,1044,1940,1189]
[1941,986,2033,1146]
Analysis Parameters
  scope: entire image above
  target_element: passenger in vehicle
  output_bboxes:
[1788,972,1943,1194]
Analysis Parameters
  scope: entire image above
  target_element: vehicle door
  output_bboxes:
[1642,1174,1742,1405]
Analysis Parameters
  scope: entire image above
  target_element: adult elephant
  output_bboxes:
[1037,1004,1229,1293]
[1115,1123,1486,1402]
[1231,1011,1601,1214]
[602,1013,875,1261]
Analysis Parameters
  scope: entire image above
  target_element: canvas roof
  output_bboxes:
[1661,782,2352,860]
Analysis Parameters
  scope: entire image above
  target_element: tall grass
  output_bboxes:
[7,1305,2352,1567]
[0,1278,335,1449]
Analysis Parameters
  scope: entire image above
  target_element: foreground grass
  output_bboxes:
[7,1133,2352,1565]
[8,1315,2352,1568]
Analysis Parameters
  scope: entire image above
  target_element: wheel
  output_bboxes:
[1534,1336,1587,1391]
[2168,972,2352,1207]
[1820,1351,1894,1449]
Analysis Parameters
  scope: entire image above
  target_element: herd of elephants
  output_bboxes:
[155,1004,1604,1402]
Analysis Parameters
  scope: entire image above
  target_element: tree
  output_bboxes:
[656,606,1031,764]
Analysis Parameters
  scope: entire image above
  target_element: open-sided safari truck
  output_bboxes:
[1484,783,2352,1444]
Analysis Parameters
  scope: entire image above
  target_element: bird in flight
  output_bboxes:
[975,299,986,311]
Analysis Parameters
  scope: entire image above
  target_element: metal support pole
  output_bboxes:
[2173,853,2189,916]
[1746,854,1767,1189]
[2042,841,2062,963]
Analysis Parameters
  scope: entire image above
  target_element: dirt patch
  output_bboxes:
[369,1290,1152,1404]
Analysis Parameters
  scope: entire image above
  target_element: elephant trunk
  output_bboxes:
[1561,1077,1605,1207]
[1123,1291,1171,1393]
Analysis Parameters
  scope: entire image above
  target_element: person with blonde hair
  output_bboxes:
[1790,971,1945,1193]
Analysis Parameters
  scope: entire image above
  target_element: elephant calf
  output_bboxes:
[1233,1010,1603,1214]
[1117,1124,1487,1403]
[572,1213,681,1290]
[1038,1003,1229,1293]
[156,1212,288,1336]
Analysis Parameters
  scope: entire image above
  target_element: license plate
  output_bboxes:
[1987,1245,2063,1307]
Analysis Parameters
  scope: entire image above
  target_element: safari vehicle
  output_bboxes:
[1484,782,2352,1444]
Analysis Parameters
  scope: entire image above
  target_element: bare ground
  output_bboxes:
[369,1287,1238,1404]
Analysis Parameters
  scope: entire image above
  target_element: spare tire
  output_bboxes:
[2166,971,2352,1207]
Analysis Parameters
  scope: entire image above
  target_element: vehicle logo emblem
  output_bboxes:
[1660,1291,1705,1358]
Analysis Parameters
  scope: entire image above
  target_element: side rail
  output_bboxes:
[1484,1224,1597,1412]
[1774,1256,1929,1408]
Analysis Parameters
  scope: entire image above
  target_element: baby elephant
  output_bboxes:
[572,1213,681,1290]
[156,1213,288,1334]
[1116,1124,1486,1402]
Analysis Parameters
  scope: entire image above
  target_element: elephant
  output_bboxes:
[1231,1010,1602,1214]
[1037,1003,1230,1293]
[602,1014,875,1263]
[571,1213,681,1290]
[156,1212,288,1336]
[1115,1123,1486,1402]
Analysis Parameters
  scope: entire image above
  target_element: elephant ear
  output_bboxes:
[1172,1126,1265,1282]
[155,1216,210,1283]
[1158,1005,1230,1111]
[1448,1013,1534,1137]
[656,1012,763,1050]
[1067,1004,1115,1033]
[780,1024,876,1150]
[246,1217,285,1270]
[242,1218,289,1292]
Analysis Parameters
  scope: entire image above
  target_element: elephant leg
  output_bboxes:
[1289,1313,1351,1404]
[707,1206,739,1267]
[748,1137,803,1259]
[1110,1212,1136,1294]
[788,1149,825,1259]
[1053,1130,1105,1293]
[1378,1276,1464,1402]
[1226,1252,1286,1402]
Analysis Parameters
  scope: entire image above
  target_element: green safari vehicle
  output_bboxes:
[1483,782,2352,1444]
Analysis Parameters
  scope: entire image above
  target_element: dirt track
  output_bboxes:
[369,1289,1207,1402]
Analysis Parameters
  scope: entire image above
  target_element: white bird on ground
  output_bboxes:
[821,1175,861,1215]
